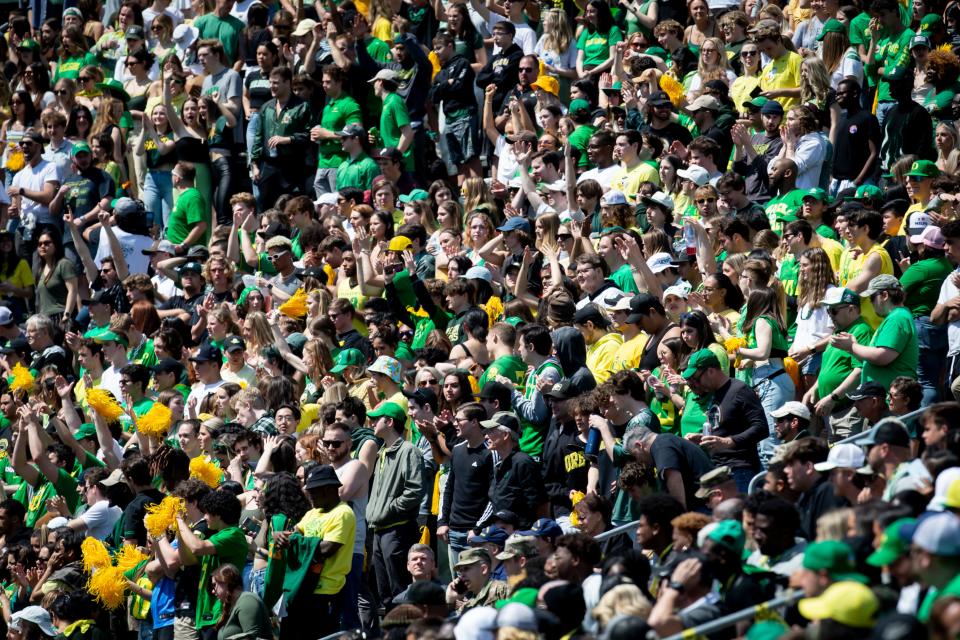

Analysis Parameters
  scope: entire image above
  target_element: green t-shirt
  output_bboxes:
[901,256,953,317]
[55,52,96,82]
[816,223,838,241]
[610,263,639,294]
[863,306,918,388]
[818,318,874,401]
[848,12,872,48]
[765,189,806,229]
[13,468,79,528]
[871,28,915,102]
[576,26,622,68]
[193,14,245,63]
[778,255,800,298]
[381,92,413,170]
[166,187,208,245]
[679,390,710,436]
[569,124,598,169]
[196,526,250,628]
[335,154,379,191]
[319,95,362,168]
[478,355,526,391]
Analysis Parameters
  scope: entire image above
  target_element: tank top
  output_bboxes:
[175,136,210,166]
[639,322,677,372]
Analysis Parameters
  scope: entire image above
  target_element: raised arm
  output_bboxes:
[64,213,99,282]
[100,212,129,280]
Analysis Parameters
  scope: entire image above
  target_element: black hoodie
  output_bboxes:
[429,53,478,117]
[551,326,597,395]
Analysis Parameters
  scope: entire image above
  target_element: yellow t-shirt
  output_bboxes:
[586,332,624,385]
[337,277,368,312]
[815,234,844,273]
[1,259,33,303]
[838,243,893,329]
[898,202,930,236]
[760,51,803,109]
[297,503,357,595]
[612,333,649,372]
[611,163,661,202]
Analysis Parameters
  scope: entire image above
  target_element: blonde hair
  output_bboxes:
[937,121,960,175]
[243,311,274,352]
[540,9,573,57]
[535,212,561,250]
[820,30,849,74]
[90,96,121,137]
[800,56,831,108]
[462,177,495,215]
[697,37,732,85]
[816,507,853,541]
[592,584,652,630]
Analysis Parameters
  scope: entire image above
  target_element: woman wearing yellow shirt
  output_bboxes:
[0,231,33,322]
[838,209,893,329]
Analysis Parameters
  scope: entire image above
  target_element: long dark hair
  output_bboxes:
[679,310,718,355]
[65,104,93,138]
[8,90,37,127]
[741,286,786,336]
[708,272,745,311]
[440,369,474,414]
[37,227,65,264]
[446,3,480,41]
[586,0,614,34]
[0,234,24,278]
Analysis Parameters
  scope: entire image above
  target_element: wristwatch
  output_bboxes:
[668,580,685,593]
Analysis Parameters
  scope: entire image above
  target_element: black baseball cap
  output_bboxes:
[847,381,886,401]
[861,418,911,448]
[81,290,114,307]
[223,335,245,353]
[151,357,185,379]
[189,343,222,363]
[259,221,291,239]
[0,337,30,355]
[648,91,672,107]
[626,293,660,324]
[303,465,342,490]
[403,387,438,413]
[542,379,577,401]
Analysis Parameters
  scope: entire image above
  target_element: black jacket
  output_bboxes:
[429,54,478,116]
[476,43,522,113]
[487,449,546,529]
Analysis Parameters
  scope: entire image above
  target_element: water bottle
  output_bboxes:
[585,427,601,457]
[369,127,381,147]
[703,406,720,436]
[683,221,697,257]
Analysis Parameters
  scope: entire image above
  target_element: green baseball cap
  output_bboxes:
[454,547,492,571]
[802,187,829,203]
[644,46,667,58]
[368,401,407,423]
[569,99,591,114]
[17,39,39,51]
[821,287,860,306]
[867,517,915,566]
[920,13,944,32]
[495,587,538,609]
[745,96,769,110]
[853,184,883,200]
[75,422,98,441]
[71,141,92,157]
[707,519,746,555]
[817,18,845,41]
[330,348,365,374]
[602,81,623,92]
[91,328,129,347]
[681,348,721,379]
[803,541,869,583]
[398,188,429,204]
[746,621,788,640]
[905,159,940,179]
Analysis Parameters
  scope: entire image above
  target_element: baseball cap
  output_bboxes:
[641,191,675,212]
[367,401,406,423]
[480,411,521,436]
[802,541,869,583]
[143,239,176,256]
[101,468,126,487]
[569,98,591,114]
[646,252,673,274]
[125,25,145,40]
[854,184,884,200]
[861,274,903,297]
[368,68,399,83]
[465,266,493,282]
[921,13,944,32]
[178,261,203,279]
[0,307,13,326]
[600,190,628,206]
[82,290,115,309]
[152,358,185,379]
[770,401,811,422]
[330,349,365,374]
[498,217,532,232]
[802,188,829,203]
[676,165,710,186]
[493,510,520,528]
[454,547,492,571]
[818,17,845,40]
[847,381,887,401]
[71,141,92,157]
[10,607,56,637]
[746,621,788,640]
[859,417,911,448]
[662,283,691,300]
[403,386,438,413]
[496,533,537,560]
[910,225,945,249]
[944,476,960,510]
[74,423,98,442]
[387,236,412,252]
[0,336,29,355]
[223,335,245,353]
[687,95,722,112]
[573,303,609,328]
[471,525,509,547]
[531,76,559,96]
[814,443,866,472]
[603,293,633,313]
[91,328,128,347]
[517,518,563,539]
[821,287,861,306]
[372,147,403,163]
[542,380,577,401]
[189,343,222,363]
[911,34,932,49]
[760,100,784,115]
[867,517,915,566]
[681,349,721,379]
[748,18,781,37]
[911,511,960,556]
[905,159,940,179]
[798,582,878,628]
[338,123,366,138]
[706,519,746,554]
[695,466,733,499]
[291,18,317,36]
[400,581,446,606]
[648,91,672,107]
[495,603,538,633]
[303,465,342,490]
[398,188,429,204]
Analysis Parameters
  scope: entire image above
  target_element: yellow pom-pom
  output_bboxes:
[569,490,586,528]
[136,403,172,439]
[278,288,309,319]
[723,337,747,353]
[5,149,24,172]
[144,496,185,538]
[189,457,223,488]
[81,537,112,573]
[87,388,125,421]
[88,566,127,609]
[114,545,149,573]
[9,363,34,393]
[659,74,686,108]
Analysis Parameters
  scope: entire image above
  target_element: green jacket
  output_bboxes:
[251,95,314,164]
[365,439,424,529]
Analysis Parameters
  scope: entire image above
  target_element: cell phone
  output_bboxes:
[452,577,468,594]
[240,516,261,537]
[749,85,763,98]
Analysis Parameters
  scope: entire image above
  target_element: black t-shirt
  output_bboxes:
[122,488,165,546]
[709,378,769,472]
[244,68,273,112]
[399,2,440,49]
[832,109,881,180]
[643,120,693,147]
[63,169,114,220]
[440,441,493,530]
[174,519,210,613]
[542,420,588,518]
[650,433,715,508]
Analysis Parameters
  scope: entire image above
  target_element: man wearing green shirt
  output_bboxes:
[11,409,80,528]
[902,225,953,404]
[832,275,918,390]
[311,65,362,196]
[371,69,415,170]
[193,0,244,64]
[166,163,209,252]
[335,124,379,191]
[567,99,597,170]
[478,323,526,390]
[866,0,914,126]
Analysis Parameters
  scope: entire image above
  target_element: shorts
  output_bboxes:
[443,115,479,167]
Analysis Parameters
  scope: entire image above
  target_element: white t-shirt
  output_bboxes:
[12,159,59,229]
[100,365,124,401]
[95,228,155,277]
[938,268,960,355]
[794,287,835,349]
[187,379,225,412]
[578,164,621,191]
[81,499,123,539]
[488,13,536,54]
[152,273,182,300]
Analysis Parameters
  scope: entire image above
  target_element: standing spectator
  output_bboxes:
[429,31,481,183]
[193,0,244,64]
[831,80,881,196]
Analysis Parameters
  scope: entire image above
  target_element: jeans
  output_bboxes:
[340,553,364,631]
[313,167,337,197]
[446,529,470,576]
[210,155,232,227]
[143,169,174,230]
[248,566,266,597]
[876,100,897,129]
[917,315,947,407]
[137,615,154,640]
[246,112,261,202]
[732,467,758,494]
[754,361,795,468]
[372,521,419,609]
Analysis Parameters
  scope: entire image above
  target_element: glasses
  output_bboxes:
[558,233,572,241]
[20,141,34,148]
[419,378,438,386]
[151,25,163,31]
[906,175,924,182]
[696,197,717,204]
[119,379,131,386]
[322,440,346,448]
[827,305,850,316]
[741,50,759,56]
[79,76,92,81]
[11,100,22,106]
[519,67,536,72]
[267,251,288,261]
[54,89,68,95]
[125,59,140,66]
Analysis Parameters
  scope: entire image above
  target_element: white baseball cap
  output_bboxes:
[603,293,634,312]
[770,401,812,422]
[646,252,674,273]
[677,165,710,186]
[813,443,866,472]
[11,607,56,636]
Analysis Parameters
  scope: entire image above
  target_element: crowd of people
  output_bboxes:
[0,0,959,637]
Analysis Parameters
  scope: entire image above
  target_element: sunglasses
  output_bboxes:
[54,89,68,95]
[419,379,438,386]
[696,197,717,204]
[558,233,573,241]
[267,251,288,261]
[322,440,345,448]
[741,50,759,56]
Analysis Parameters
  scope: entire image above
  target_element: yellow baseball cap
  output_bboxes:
[798,582,878,628]
[387,236,412,251]
[531,76,559,97]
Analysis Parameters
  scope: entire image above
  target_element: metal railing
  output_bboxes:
[647,590,804,640]
[596,519,641,541]
[831,406,926,446]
